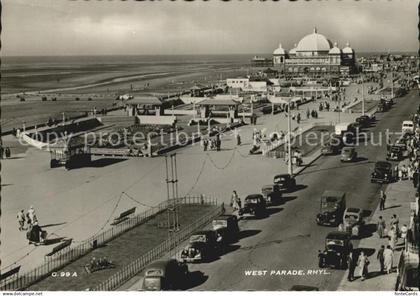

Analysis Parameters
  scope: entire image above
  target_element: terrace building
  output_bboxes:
[272,28,359,77]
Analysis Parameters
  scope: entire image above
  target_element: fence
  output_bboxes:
[91,202,224,291]
[0,196,217,291]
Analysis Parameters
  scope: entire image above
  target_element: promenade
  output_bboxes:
[1,98,358,276]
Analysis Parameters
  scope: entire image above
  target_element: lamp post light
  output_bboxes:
[361,73,365,116]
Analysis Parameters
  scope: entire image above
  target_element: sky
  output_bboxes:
[2,0,418,56]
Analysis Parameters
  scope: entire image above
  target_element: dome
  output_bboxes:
[296,28,332,52]
[342,41,353,54]
[289,43,297,55]
[273,43,286,55]
[329,42,341,54]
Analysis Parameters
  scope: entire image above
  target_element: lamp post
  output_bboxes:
[391,69,394,98]
[287,100,293,176]
[361,73,365,116]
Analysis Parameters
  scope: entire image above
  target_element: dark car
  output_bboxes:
[261,184,282,204]
[273,174,296,191]
[356,115,371,128]
[289,285,319,291]
[318,231,353,269]
[316,191,346,226]
[141,259,189,291]
[395,252,419,291]
[340,147,357,162]
[371,161,393,183]
[181,230,221,263]
[239,194,267,218]
[378,100,389,112]
[387,145,404,161]
[212,215,240,244]
[321,134,344,156]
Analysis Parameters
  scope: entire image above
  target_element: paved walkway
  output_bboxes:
[337,159,416,290]
[0,99,358,277]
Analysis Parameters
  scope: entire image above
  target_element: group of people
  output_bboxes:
[0,146,11,159]
[202,134,222,152]
[305,109,319,119]
[17,206,47,246]
[85,257,115,273]
[318,101,331,112]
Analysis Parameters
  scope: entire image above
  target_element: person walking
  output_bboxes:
[231,191,240,211]
[357,251,369,281]
[377,216,386,238]
[394,165,400,181]
[347,252,356,281]
[203,138,208,151]
[383,246,393,274]
[379,190,386,211]
[388,227,397,250]
[377,245,385,273]
[17,210,26,231]
[236,133,241,146]
[27,206,36,225]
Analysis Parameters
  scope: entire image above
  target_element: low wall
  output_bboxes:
[163,109,197,116]
[136,115,176,126]
[179,96,206,105]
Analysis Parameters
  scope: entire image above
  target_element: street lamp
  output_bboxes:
[361,73,365,116]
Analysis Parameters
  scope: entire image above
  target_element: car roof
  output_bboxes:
[376,161,391,167]
[326,231,351,240]
[274,174,291,178]
[246,194,263,199]
[262,184,275,189]
[322,190,345,199]
[192,230,214,235]
[145,259,176,271]
[214,215,235,221]
[345,207,361,213]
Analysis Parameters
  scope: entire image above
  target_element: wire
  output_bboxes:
[184,156,208,196]
[122,192,154,208]
[206,148,236,170]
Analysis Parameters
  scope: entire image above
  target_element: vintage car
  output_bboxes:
[395,252,419,291]
[355,115,371,128]
[261,184,282,204]
[316,191,346,226]
[387,145,404,161]
[141,259,189,291]
[180,230,221,263]
[212,215,240,244]
[341,208,364,237]
[340,147,357,162]
[273,174,296,191]
[371,161,393,183]
[239,194,267,218]
[321,134,344,156]
[318,231,353,269]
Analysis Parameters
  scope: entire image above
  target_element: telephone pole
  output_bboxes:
[165,154,180,256]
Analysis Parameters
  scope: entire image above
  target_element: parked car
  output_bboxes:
[273,174,296,191]
[341,208,364,237]
[371,161,393,183]
[181,230,221,263]
[387,145,404,161]
[239,194,267,218]
[395,252,419,291]
[141,259,189,291]
[318,231,353,269]
[340,147,357,162]
[212,215,240,244]
[316,191,346,226]
[356,115,371,128]
[261,184,282,204]
[321,134,344,155]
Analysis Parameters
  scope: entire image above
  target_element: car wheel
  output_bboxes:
[318,258,325,268]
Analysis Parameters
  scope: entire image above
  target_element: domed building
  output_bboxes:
[272,28,358,76]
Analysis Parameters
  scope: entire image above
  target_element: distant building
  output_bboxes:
[272,28,358,77]
[251,56,274,67]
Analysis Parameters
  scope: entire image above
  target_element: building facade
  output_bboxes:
[273,28,358,77]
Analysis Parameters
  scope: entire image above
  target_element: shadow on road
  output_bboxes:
[353,156,369,163]
[89,158,127,168]
[43,237,67,245]
[354,247,376,257]
[237,229,261,240]
[185,271,208,290]
[358,223,377,239]
[286,184,307,193]
[40,222,67,228]
[299,161,374,176]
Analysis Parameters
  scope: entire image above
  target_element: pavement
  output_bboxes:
[0,98,356,276]
[337,159,417,291]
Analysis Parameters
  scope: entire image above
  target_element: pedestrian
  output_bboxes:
[5,147,11,158]
[17,210,26,231]
[391,214,400,234]
[231,191,240,210]
[377,216,386,238]
[379,190,386,211]
[347,252,356,281]
[398,167,403,181]
[296,113,301,124]
[357,251,369,281]
[377,245,385,273]
[216,134,221,151]
[27,222,42,246]
[203,138,208,151]
[383,246,393,274]
[388,227,397,250]
[401,165,408,180]
[27,206,36,226]
[400,224,408,245]
[236,133,241,146]
[306,109,310,119]
[394,165,400,181]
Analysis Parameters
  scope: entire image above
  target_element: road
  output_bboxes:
[183,89,418,291]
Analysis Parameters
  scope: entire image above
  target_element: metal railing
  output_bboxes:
[0,196,217,291]
[91,203,224,291]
